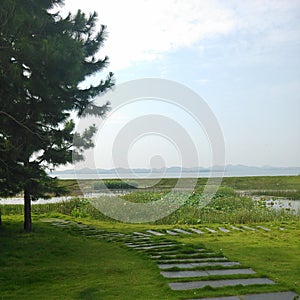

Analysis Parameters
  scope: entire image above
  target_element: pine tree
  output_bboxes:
[0,0,114,231]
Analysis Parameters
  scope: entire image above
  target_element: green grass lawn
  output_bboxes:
[1,176,299,299]
[0,216,175,300]
[163,221,300,294]
[1,215,299,299]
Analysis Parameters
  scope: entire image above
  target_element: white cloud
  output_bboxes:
[60,0,235,70]
[57,0,300,72]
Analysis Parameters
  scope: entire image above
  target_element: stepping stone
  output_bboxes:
[189,228,204,234]
[134,244,177,250]
[163,252,212,258]
[218,227,230,233]
[166,230,178,235]
[168,277,275,290]
[158,261,240,269]
[161,270,207,278]
[231,225,244,231]
[256,226,271,231]
[193,291,298,300]
[150,255,162,259]
[146,230,165,236]
[207,268,256,276]
[242,225,256,231]
[158,257,228,263]
[155,250,180,255]
[128,242,174,248]
[85,234,104,238]
[161,268,255,278]
[205,227,217,233]
[125,240,157,246]
[186,297,240,300]
[242,291,299,300]
[133,232,151,237]
[173,228,192,234]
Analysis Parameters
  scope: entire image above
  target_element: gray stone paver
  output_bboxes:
[169,278,275,290]
[158,257,228,263]
[189,228,204,234]
[161,268,256,278]
[193,291,299,300]
[207,268,256,276]
[186,297,240,300]
[133,244,177,250]
[205,227,217,233]
[242,225,256,231]
[158,261,241,269]
[173,228,192,234]
[256,226,271,231]
[159,252,214,259]
[242,291,299,300]
[187,296,240,300]
[166,230,178,235]
[218,227,230,233]
[231,225,244,231]
[49,220,298,300]
[133,232,151,237]
[126,241,172,247]
[146,230,165,236]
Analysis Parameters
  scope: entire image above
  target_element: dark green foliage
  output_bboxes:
[93,180,138,190]
[0,0,114,230]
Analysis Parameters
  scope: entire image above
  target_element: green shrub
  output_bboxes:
[93,180,138,190]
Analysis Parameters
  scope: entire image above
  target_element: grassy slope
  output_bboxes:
[163,221,300,294]
[0,216,174,300]
[0,216,299,299]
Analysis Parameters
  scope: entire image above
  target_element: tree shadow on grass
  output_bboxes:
[78,287,99,299]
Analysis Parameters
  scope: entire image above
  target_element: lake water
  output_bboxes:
[54,170,299,179]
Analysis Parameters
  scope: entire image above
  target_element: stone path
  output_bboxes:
[45,219,299,300]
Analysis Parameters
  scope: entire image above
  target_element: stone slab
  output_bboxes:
[231,226,244,231]
[162,252,213,259]
[218,227,230,233]
[158,261,240,269]
[189,228,204,234]
[155,250,179,255]
[158,257,227,263]
[133,232,151,237]
[186,296,239,300]
[166,230,178,235]
[168,277,275,290]
[146,230,165,236]
[190,292,299,300]
[173,228,192,234]
[207,268,256,276]
[256,226,271,231]
[205,227,217,233]
[242,291,299,300]
[161,268,255,278]
[242,226,256,231]
[161,270,208,278]
[134,244,176,250]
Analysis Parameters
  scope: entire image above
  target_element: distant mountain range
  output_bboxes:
[50,165,300,176]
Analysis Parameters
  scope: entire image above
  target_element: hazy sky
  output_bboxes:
[59,0,300,169]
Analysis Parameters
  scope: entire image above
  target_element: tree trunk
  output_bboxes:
[24,188,32,232]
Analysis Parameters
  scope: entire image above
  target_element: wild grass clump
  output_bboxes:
[1,185,299,225]
[93,180,138,190]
